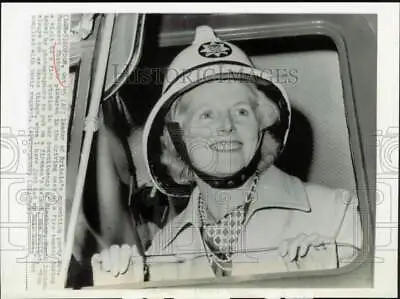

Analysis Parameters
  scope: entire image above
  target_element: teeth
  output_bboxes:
[211,141,242,151]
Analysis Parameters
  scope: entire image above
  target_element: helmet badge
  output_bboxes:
[198,41,232,58]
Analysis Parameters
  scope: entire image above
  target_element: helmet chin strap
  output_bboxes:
[167,122,266,189]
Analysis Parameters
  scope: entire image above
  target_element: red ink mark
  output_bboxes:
[52,41,68,88]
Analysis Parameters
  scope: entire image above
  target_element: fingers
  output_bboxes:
[91,253,101,272]
[299,233,319,257]
[280,233,336,262]
[94,244,137,277]
[119,244,132,275]
[279,233,307,261]
[132,244,140,257]
[288,233,306,262]
[311,235,335,250]
[100,248,111,272]
[110,245,121,277]
[278,240,289,257]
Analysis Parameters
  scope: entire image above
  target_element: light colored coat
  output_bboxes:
[143,165,362,282]
[92,165,363,286]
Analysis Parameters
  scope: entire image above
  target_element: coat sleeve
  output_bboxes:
[333,189,363,268]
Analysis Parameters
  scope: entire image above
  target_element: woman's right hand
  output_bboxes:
[91,244,144,281]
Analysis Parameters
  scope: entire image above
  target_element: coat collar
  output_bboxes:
[161,165,311,249]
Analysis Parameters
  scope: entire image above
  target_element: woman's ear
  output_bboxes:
[256,90,280,129]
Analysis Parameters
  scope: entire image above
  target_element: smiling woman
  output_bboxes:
[91,25,363,284]
[162,81,280,183]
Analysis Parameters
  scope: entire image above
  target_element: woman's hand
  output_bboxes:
[278,233,338,271]
[91,244,144,285]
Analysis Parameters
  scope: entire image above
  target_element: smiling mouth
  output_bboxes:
[209,141,243,152]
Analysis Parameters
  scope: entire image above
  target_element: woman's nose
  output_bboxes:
[217,113,234,133]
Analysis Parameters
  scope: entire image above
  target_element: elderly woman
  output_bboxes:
[91,26,362,285]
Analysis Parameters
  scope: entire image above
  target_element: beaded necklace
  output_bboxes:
[198,172,260,276]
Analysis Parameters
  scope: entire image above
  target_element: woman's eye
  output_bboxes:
[236,108,249,116]
[199,111,213,120]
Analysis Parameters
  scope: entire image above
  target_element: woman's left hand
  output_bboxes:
[278,233,338,271]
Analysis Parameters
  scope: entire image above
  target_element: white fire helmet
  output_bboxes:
[143,25,292,197]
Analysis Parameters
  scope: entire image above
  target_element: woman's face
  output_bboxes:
[175,81,260,177]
